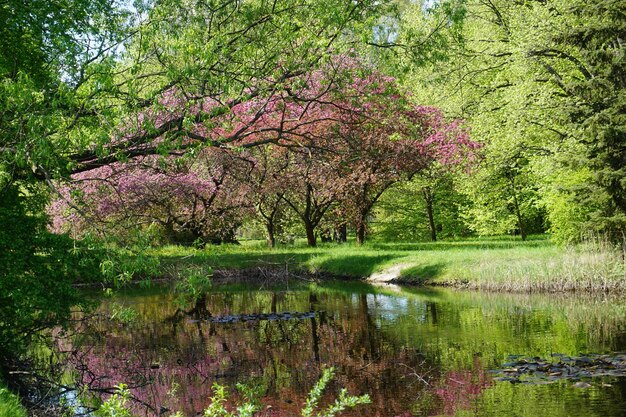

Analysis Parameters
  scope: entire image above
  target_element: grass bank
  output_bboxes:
[145,235,626,292]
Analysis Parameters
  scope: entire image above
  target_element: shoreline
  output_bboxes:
[75,262,626,294]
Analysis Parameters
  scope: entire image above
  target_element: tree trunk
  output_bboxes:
[265,221,276,248]
[510,183,527,241]
[335,223,347,243]
[356,216,367,245]
[423,187,437,242]
[305,222,317,247]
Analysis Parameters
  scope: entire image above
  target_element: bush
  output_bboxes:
[0,184,99,374]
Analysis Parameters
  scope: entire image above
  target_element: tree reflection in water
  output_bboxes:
[58,285,626,417]
[64,289,440,416]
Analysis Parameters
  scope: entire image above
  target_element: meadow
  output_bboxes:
[150,235,626,293]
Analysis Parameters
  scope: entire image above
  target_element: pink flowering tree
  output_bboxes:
[51,148,253,245]
[332,106,477,244]
[235,61,478,245]
[51,57,367,243]
[52,56,477,246]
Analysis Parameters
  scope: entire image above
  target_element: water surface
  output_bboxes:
[63,283,626,416]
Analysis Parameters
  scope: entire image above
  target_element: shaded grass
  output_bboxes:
[153,242,403,277]
[147,235,626,292]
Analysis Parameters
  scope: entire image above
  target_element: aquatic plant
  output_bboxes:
[95,384,133,417]
[109,303,139,325]
[301,367,371,417]
[95,369,370,417]
[173,264,213,309]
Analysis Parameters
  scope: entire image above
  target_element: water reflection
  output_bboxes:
[63,284,626,416]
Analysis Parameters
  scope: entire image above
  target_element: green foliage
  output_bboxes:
[0,384,27,417]
[95,370,368,417]
[535,151,603,243]
[80,225,164,287]
[392,0,626,242]
[98,244,161,287]
[0,184,99,368]
[301,367,371,417]
[201,384,257,417]
[109,303,139,325]
[0,0,129,183]
[373,171,469,241]
[173,265,213,308]
[551,0,626,239]
[95,384,133,417]
[457,158,546,239]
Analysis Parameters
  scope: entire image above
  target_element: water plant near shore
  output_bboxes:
[94,368,370,417]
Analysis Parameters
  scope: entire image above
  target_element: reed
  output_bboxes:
[419,238,626,292]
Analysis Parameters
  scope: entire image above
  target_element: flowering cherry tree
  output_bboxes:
[51,56,478,245]
[332,105,477,244]
[235,60,478,245]
[51,149,253,244]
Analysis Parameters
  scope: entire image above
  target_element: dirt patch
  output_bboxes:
[367,263,412,284]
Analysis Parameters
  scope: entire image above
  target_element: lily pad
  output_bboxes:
[490,353,626,385]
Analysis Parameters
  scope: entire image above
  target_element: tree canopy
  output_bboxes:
[387,0,626,242]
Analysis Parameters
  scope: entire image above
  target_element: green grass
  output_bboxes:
[146,235,626,292]
[0,384,27,417]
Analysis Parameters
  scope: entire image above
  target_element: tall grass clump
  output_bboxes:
[0,385,27,417]
[466,237,626,292]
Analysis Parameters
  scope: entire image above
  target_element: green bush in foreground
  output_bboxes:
[0,184,99,372]
[301,367,371,417]
[96,368,370,417]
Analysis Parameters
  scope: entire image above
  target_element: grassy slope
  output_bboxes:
[149,235,626,292]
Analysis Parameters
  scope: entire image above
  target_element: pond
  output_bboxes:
[59,282,626,417]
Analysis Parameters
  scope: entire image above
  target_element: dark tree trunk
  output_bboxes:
[265,221,276,248]
[305,222,317,247]
[423,187,437,242]
[356,216,367,245]
[335,223,347,243]
[164,220,176,243]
